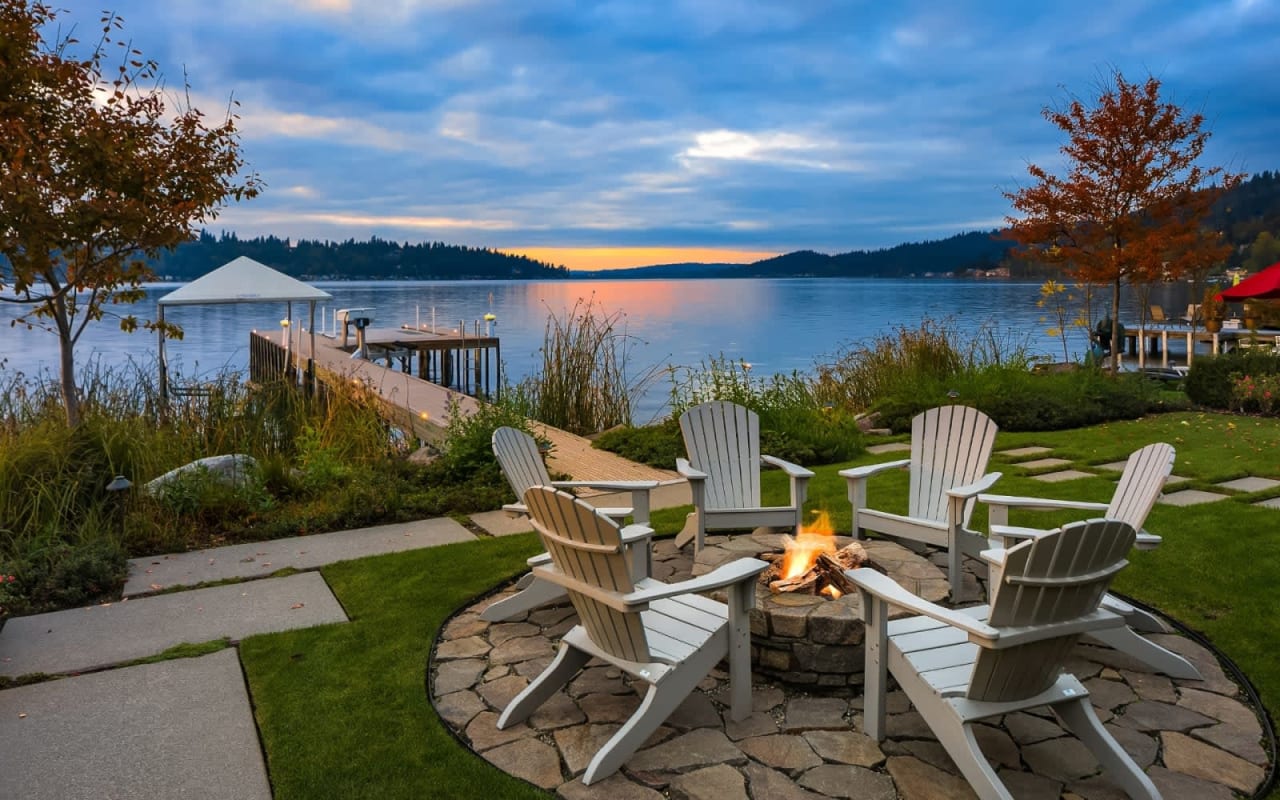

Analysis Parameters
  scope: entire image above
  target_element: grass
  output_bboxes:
[156,411,1280,796]
[239,536,544,800]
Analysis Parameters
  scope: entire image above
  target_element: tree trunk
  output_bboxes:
[1110,278,1122,374]
[51,294,81,426]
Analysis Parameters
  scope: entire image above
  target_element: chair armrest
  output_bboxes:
[947,472,1002,499]
[676,458,708,482]
[839,459,910,481]
[552,480,660,492]
[761,455,815,478]
[1135,531,1162,550]
[621,558,769,607]
[979,494,1108,512]
[845,568,998,642]
[618,524,655,545]
[988,524,1055,548]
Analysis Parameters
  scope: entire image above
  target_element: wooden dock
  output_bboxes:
[1121,325,1280,369]
[251,330,677,484]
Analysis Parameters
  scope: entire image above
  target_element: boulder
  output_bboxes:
[145,454,258,495]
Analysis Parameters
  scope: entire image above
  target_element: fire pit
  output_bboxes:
[692,517,950,690]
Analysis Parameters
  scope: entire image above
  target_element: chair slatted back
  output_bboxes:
[680,401,761,510]
[909,406,998,524]
[524,487,649,663]
[1108,443,1174,530]
[493,426,552,500]
[1149,305,1168,324]
[969,519,1137,702]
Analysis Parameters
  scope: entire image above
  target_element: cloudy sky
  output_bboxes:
[88,0,1280,269]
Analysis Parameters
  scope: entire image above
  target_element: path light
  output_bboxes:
[947,390,960,400]
[106,475,132,492]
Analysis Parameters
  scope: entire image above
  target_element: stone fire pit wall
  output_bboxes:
[692,532,951,691]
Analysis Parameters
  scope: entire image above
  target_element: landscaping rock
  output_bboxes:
[144,453,256,494]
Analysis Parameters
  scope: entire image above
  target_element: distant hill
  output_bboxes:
[149,170,1278,281]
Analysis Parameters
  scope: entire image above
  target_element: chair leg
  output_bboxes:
[581,668,706,785]
[674,511,701,550]
[1056,697,1161,800]
[481,576,569,622]
[1087,626,1203,680]
[929,716,1015,800]
[498,641,591,728]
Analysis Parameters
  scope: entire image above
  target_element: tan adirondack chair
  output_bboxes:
[499,487,767,785]
[674,401,814,553]
[482,426,659,622]
[979,442,1200,680]
[846,519,1161,800]
[840,405,1001,601]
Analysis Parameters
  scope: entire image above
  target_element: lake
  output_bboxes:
[0,277,1201,423]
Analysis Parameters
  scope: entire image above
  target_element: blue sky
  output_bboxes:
[92,0,1280,268]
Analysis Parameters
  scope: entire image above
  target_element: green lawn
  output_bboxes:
[241,410,1278,798]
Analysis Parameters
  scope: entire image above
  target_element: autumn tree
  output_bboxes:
[0,2,260,425]
[1005,70,1239,370]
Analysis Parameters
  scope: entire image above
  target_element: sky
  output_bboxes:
[78,0,1280,270]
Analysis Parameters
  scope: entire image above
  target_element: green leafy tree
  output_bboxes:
[1242,231,1280,273]
[1005,70,1239,371]
[0,2,261,425]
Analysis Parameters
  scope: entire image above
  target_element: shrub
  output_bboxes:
[1230,373,1280,415]
[592,419,684,470]
[439,394,537,482]
[1186,351,1280,408]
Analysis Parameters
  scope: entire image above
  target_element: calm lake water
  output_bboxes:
[0,277,1201,423]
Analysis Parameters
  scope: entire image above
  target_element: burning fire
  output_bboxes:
[780,511,837,580]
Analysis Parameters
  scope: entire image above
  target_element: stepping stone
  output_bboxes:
[1019,458,1073,470]
[1252,497,1280,510]
[1158,490,1231,507]
[866,442,911,455]
[125,517,474,595]
[1165,475,1191,486]
[1215,476,1280,493]
[1031,470,1094,483]
[998,446,1052,458]
[0,649,270,800]
[1098,461,1130,472]
[0,572,348,677]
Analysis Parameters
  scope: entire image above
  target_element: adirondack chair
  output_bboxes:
[482,426,659,622]
[846,518,1161,800]
[673,401,814,553]
[839,405,1001,601]
[499,487,767,785]
[979,442,1200,680]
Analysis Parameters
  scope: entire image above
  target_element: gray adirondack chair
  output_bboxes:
[482,426,659,622]
[979,442,1200,679]
[674,401,814,553]
[499,487,767,785]
[840,405,1001,601]
[846,518,1161,800]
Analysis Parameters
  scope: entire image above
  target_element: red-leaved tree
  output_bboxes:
[0,2,261,425]
[1005,70,1239,371]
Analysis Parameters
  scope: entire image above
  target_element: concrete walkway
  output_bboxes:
[0,517,483,800]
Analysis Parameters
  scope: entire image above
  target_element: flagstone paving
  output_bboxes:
[433,538,1269,799]
[866,442,912,455]
[1254,497,1280,510]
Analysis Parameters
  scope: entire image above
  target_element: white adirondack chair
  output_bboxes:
[846,518,1161,800]
[979,442,1200,680]
[499,487,767,785]
[482,426,659,622]
[839,405,1001,601]
[674,401,814,553]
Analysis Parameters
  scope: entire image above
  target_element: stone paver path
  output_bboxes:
[1030,469,1095,483]
[1158,489,1232,507]
[433,538,1270,799]
[866,442,912,455]
[1217,477,1280,493]
[0,571,347,677]
[0,649,270,800]
[996,446,1053,458]
[124,517,473,595]
[1017,457,1074,470]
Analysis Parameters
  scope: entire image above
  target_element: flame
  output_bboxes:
[779,511,836,580]
[821,585,844,599]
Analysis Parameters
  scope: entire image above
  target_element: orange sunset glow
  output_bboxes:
[501,247,780,271]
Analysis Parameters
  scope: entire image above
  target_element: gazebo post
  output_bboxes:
[158,304,169,407]
[308,300,317,395]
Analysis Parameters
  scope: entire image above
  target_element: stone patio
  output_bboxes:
[431,536,1271,799]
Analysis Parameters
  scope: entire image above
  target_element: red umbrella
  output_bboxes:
[1217,261,1280,301]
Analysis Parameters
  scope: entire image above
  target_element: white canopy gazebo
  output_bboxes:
[156,256,333,400]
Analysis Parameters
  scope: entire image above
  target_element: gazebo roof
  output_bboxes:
[157,256,332,306]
